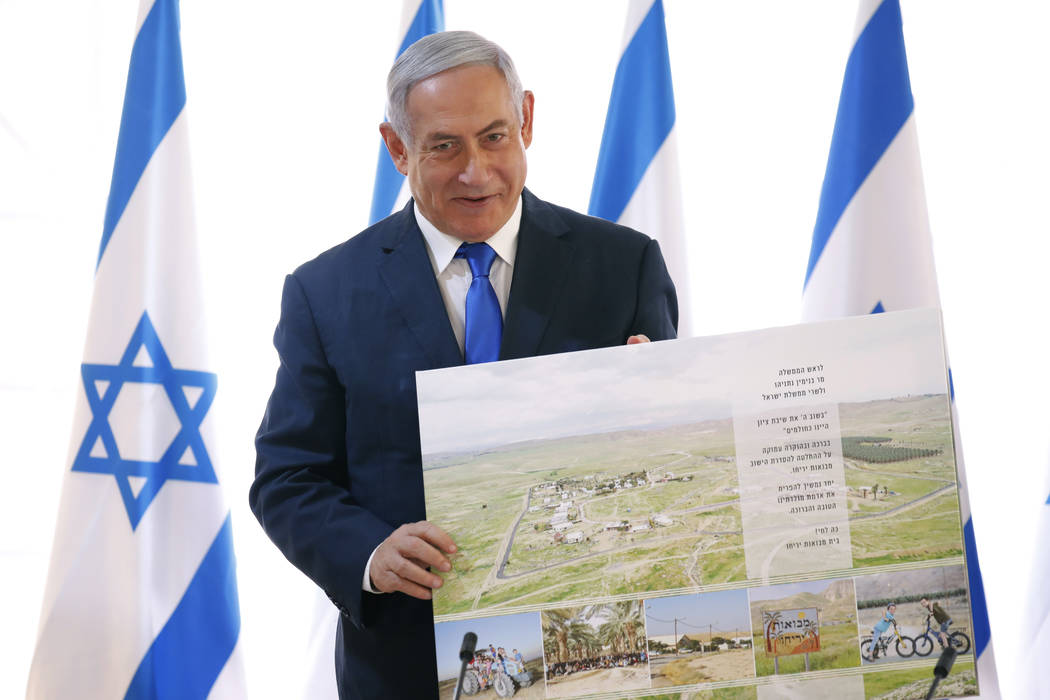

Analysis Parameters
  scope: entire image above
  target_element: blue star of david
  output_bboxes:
[72,311,218,529]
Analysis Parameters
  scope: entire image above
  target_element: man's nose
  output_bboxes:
[458,144,489,186]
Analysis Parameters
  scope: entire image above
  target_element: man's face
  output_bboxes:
[380,63,534,242]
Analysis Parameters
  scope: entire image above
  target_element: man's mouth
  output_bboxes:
[454,194,499,207]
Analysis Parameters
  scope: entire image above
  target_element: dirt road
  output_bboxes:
[545,665,651,699]
[649,649,755,687]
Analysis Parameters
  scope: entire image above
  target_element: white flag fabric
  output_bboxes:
[589,0,691,337]
[368,0,445,225]
[300,3,446,697]
[1021,472,1050,699]
[27,1,245,698]
[802,0,1000,696]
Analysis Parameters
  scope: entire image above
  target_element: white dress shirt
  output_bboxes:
[362,196,522,593]
[415,197,520,354]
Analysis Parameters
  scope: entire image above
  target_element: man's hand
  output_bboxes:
[626,334,651,345]
[370,521,456,600]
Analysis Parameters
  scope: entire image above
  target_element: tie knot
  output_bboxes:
[455,242,498,279]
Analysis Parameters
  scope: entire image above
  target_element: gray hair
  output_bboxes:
[386,30,524,144]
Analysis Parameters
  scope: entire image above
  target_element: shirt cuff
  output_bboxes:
[362,543,383,594]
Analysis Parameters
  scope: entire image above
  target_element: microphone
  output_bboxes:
[460,632,478,660]
[924,646,957,700]
[453,632,478,700]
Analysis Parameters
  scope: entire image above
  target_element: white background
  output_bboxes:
[1,1,1048,697]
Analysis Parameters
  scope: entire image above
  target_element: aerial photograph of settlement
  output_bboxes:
[424,417,746,617]
[423,392,963,618]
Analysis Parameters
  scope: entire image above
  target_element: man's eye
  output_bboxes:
[486,133,504,143]
[433,142,454,151]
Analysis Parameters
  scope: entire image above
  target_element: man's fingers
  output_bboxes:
[626,334,650,345]
[396,580,434,600]
[406,520,457,554]
[391,555,444,590]
[387,522,452,571]
[376,567,434,600]
[398,534,452,572]
[373,548,444,596]
[371,520,458,597]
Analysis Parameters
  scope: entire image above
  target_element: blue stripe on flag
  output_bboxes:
[368,0,445,225]
[124,514,241,700]
[98,0,187,267]
[804,0,914,287]
[368,141,407,226]
[588,0,675,222]
[963,517,992,657]
[396,0,444,57]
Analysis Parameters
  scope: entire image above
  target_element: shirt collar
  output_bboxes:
[414,196,521,275]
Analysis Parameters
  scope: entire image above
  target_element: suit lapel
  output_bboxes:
[501,190,575,360]
[376,203,462,369]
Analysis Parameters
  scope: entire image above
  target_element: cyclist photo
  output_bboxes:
[869,604,897,660]
[920,597,951,648]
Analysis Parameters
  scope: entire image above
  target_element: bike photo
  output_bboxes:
[854,566,973,666]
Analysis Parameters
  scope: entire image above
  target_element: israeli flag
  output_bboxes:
[589,0,691,336]
[368,0,444,225]
[802,1,1000,696]
[26,1,245,698]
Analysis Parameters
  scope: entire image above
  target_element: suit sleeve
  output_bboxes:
[631,238,679,341]
[250,274,393,627]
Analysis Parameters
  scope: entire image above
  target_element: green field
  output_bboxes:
[863,660,976,698]
[838,396,964,568]
[849,493,964,567]
[425,419,743,616]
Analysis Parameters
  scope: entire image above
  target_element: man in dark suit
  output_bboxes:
[250,31,677,698]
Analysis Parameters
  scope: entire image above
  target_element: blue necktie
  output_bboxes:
[455,242,502,364]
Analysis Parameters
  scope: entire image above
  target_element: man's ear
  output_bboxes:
[520,91,535,149]
[379,123,410,176]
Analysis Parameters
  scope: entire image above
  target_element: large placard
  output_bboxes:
[418,309,980,699]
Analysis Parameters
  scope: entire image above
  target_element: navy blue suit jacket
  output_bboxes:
[250,189,677,698]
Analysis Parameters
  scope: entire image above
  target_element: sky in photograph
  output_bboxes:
[748,579,842,604]
[434,612,544,681]
[645,590,751,637]
[418,309,949,455]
